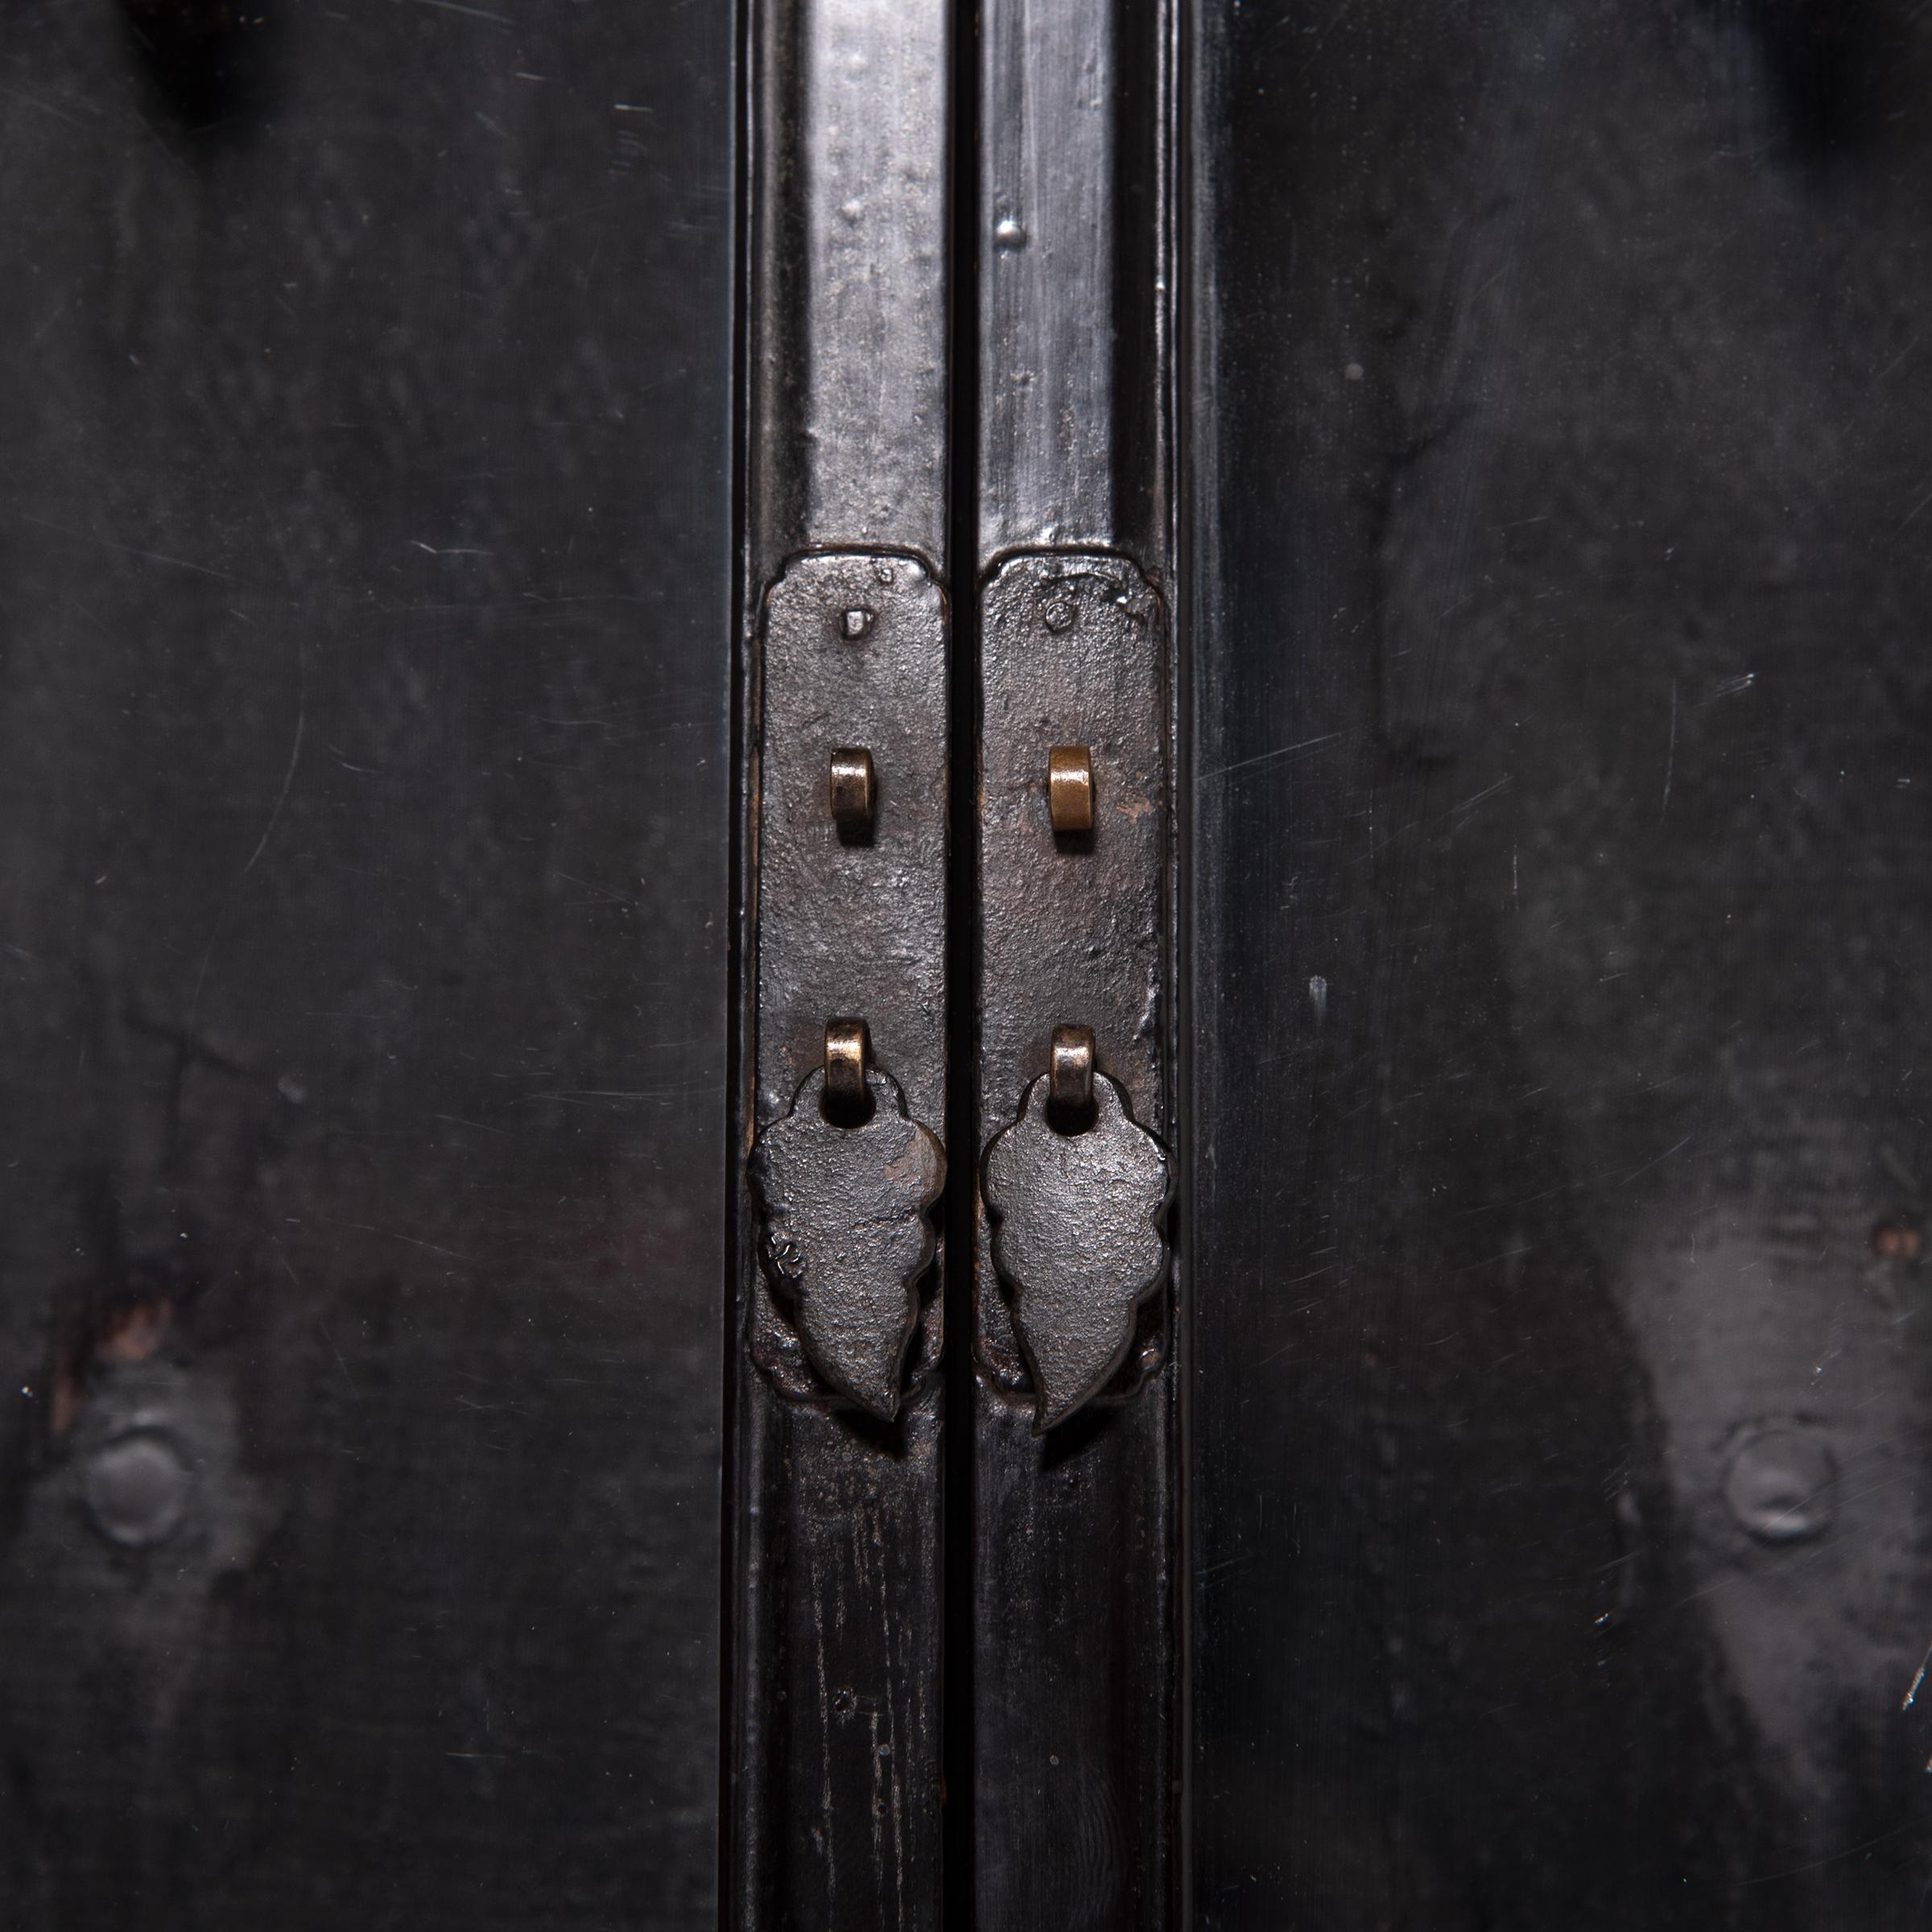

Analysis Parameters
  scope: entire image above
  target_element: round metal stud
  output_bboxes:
[1047,745,1094,834]
[83,1429,192,1549]
[1724,1424,1837,1544]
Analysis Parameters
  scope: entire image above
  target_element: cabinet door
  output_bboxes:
[1187,4,1932,1925]
[11,3,1931,1926]
[0,7,735,1926]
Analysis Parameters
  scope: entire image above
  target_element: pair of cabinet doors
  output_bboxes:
[2,0,1929,1926]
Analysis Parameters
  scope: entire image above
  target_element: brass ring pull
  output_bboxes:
[829,747,876,840]
[1047,1023,1096,1131]
[824,1016,872,1122]
[1047,745,1094,833]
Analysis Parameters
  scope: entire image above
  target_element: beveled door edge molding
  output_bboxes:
[728,0,954,1926]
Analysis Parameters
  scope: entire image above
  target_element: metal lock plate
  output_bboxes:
[975,550,1173,1425]
[748,551,949,1414]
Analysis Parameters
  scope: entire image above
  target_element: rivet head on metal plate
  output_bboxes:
[982,1062,1170,1431]
[752,1063,945,1420]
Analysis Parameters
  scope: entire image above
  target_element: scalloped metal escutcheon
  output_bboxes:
[981,1069,1170,1431]
[751,1064,945,1420]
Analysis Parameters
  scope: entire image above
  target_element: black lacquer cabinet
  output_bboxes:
[2,2,1930,1928]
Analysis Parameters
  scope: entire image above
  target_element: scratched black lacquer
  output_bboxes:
[0,0,734,1922]
[1187,2,1932,1925]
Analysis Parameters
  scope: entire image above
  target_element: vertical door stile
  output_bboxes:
[971,1,1181,1926]
[732,2,952,1927]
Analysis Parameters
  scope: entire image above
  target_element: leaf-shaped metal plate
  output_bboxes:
[981,1070,1170,1431]
[750,1065,945,1420]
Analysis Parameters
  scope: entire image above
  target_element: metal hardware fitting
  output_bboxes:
[1046,745,1095,833]
[828,749,877,841]
[982,1058,1169,1432]
[752,1051,943,1421]
[823,1015,872,1119]
[974,553,1171,1425]
[1047,1022,1095,1121]
[747,553,948,1412]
